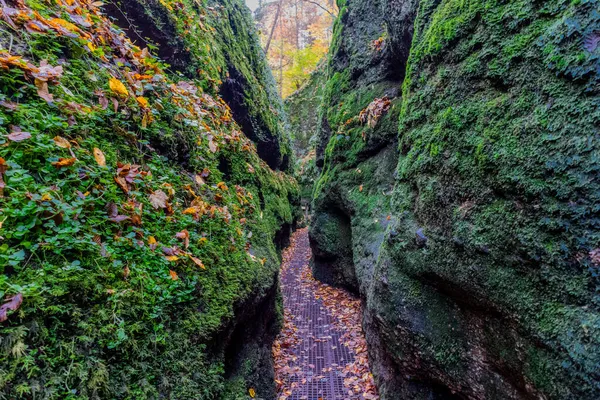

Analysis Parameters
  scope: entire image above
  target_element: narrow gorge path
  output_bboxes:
[273,229,378,400]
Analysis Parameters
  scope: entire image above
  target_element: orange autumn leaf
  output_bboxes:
[217,181,228,191]
[93,148,106,167]
[109,77,129,97]
[183,206,200,215]
[52,157,77,168]
[359,185,364,192]
[165,256,179,262]
[136,96,149,108]
[49,18,80,34]
[53,136,71,148]
[169,269,179,280]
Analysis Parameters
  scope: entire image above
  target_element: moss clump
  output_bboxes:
[0,1,297,399]
[385,0,600,397]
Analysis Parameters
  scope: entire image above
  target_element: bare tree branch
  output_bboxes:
[300,0,336,18]
[264,0,283,55]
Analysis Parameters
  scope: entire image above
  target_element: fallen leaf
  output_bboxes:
[123,265,130,279]
[136,96,149,108]
[0,293,23,322]
[249,388,256,398]
[93,148,106,167]
[195,174,205,185]
[52,157,77,168]
[149,190,168,209]
[176,229,190,248]
[169,269,179,280]
[359,185,363,192]
[0,100,17,110]
[35,79,54,103]
[188,255,206,269]
[109,215,130,223]
[53,136,71,148]
[109,77,129,97]
[208,139,217,153]
[115,176,129,193]
[217,181,228,191]
[7,126,31,142]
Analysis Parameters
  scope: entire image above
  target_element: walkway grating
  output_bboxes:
[273,228,378,400]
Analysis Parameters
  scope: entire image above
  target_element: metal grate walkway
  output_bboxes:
[276,229,359,400]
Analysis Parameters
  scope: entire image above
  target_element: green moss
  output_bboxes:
[0,1,298,399]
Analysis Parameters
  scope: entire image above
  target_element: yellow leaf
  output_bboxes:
[109,77,129,97]
[136,96,149,108]
[93,148,106,167]
[49,18,79,33]
[183,206,199,215]
[41,193,52,201]
[148,236,157,245]
[165,256,179,262]
[249,388,256,398]
[87,41,97,52]
[53,136,71,149]
[169,269,179,280]
[217,181,228,191]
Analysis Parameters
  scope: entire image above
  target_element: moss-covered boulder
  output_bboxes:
[105,0,293,171]
[309,0,600,398]
[0,0,297,399]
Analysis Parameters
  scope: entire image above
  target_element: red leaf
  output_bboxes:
[0,293,23,322]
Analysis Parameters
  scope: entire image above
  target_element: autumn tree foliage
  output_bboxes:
[253,0,335,98]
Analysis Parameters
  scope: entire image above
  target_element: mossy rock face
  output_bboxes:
[105,0,292,171]
[284,62,326,209]
[0,1,297,399]
[311,0,600,398]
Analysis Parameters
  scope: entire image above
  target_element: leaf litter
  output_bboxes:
[273,228,378,400]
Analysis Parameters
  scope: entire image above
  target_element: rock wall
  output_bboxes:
[105,0,292,171]
[0,0,296,399]
[309,0,600,398]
